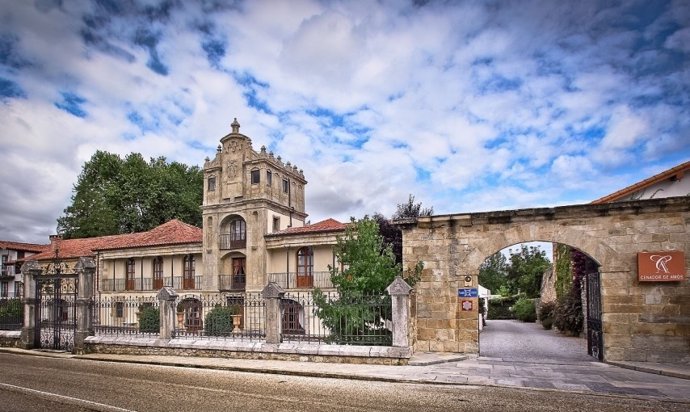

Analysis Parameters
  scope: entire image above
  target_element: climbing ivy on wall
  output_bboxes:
[554,244,572,301]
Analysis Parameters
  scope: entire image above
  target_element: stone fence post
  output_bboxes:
[262,282,285,344]
[157,287,178,340]
[20,261,41,349]
[74,257,96,353]
[387,276,413,348]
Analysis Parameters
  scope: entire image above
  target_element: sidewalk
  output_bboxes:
[3,347,689,403]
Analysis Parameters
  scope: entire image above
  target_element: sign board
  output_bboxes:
[458,288,478,298]
[638,251,686,282]
[461,300,473,311]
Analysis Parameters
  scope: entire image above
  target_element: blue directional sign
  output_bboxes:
[458,288,478,298]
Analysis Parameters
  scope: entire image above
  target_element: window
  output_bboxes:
[183,255,195,289]
[266,170,272,186]
[0,282,7,298]
[207,176,216,191]
[272,216,280,233]
[115,301,124,318]
[153,257,163,289]
[251,168,260,184]
[126,258,135,291]
[232,258,246,290]
[282,178,289,193]
[1,255,7,276]
[231,219,246,241]
[296,247,314,288]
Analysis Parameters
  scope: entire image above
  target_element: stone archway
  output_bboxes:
[400,197,690,363]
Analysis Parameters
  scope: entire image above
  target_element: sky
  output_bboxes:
[1,0,689,244]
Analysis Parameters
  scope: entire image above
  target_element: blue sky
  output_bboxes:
[0,0,689,243]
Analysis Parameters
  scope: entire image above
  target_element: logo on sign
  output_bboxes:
[650,254,673,273]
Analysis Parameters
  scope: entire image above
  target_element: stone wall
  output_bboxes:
[84,336,411,365]
[0,331,20,347]
[401,197,690,363]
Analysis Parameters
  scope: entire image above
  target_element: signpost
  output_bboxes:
[458,288,478,298]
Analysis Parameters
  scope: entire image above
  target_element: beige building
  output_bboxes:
[202,119,344,294]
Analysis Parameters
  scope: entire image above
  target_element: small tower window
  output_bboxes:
[282,178,289,193]
[251,169,260,184]
[266,170,272,186]
[208,176,216,192]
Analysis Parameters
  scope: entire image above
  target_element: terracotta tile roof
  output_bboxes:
[0,241,49,253]
[267,218,346,237]
[27,219,202,261]
[591,160,690,204]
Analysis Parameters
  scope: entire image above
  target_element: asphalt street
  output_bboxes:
[2,352,688,412]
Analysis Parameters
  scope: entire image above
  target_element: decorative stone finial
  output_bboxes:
[217,144,222,153]
[231,118,240,133]
[286,161,291,167]
[260,145,267,154]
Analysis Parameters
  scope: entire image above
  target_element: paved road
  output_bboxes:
[480,319,593,363]
[2,352,688,411]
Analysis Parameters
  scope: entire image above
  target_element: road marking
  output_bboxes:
[0,382,137,412]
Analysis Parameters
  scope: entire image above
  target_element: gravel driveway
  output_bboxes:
[480,319,593,363]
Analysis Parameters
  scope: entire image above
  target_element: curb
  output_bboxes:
[606,361,690,381]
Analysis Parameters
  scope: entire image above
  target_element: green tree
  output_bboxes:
[478,252,509,294]
[57,151,203,238]
[505,245,551,298]
[392,194,433,220]
[313,217,421,344]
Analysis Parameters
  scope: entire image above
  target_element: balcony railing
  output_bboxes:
[100,276,202,292]
[218,274,246,291]
[219,235,246,250]
[267,271,333,289]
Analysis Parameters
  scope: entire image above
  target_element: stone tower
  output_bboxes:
[202,119,308,292]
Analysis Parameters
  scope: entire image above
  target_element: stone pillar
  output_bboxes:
[262,282,285,344]
[157,287,178,340]
[19,261,41,349]
[387,276,413,348]
[74,257,96,354]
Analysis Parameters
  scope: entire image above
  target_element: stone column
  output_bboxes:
[262,282,285,344]
[157,287,178,340]
[386,276,413,348]
[19,261,41,349]
[74,257,96,354]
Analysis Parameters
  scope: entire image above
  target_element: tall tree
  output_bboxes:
[57,151,203,238]
[392,194,433,220]
[505,245,551,298]
[313,217,422,344]
[478,252,509,294]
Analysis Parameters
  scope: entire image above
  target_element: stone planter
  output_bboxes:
[231,314,242,333]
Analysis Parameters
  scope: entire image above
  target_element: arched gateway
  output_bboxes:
[399,196,690,363]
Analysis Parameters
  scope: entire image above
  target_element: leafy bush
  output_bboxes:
[138,306,159,333]
[488,296,517,319]
[512,297,536,322]
[553,294,583,336]
[204,305,239,336]
[487,295,517,320]
[0,299,23,330]
[538,301,557,330]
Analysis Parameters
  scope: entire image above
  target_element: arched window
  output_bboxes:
[125,258,135,291]
[183,255,195,290]
[220,216,247,250]
[152,257,163,289]
[296,247,313,288]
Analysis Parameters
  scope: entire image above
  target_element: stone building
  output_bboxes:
[201,118,344,295]
[0,241,48,298]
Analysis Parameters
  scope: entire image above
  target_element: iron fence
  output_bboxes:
[281,291,392,346]
[0,297,22,330]
[93,296,160,336]
[173,292,265,341]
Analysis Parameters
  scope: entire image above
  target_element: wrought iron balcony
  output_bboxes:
[219,235,246,250]
[218,274,246,291]
[267,271,333,289]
